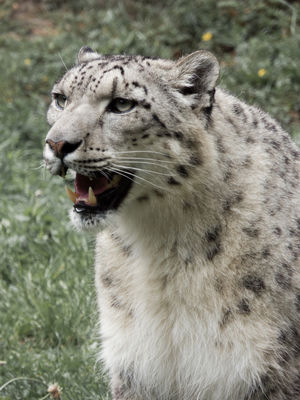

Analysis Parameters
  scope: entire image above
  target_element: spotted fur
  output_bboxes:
[44,47,300,400]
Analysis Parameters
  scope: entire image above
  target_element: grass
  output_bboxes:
[0,0,299,398]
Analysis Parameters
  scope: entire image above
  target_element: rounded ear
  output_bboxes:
[174,50,219,96]
[77,46,102,64]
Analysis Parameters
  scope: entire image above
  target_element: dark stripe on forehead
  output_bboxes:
[114,65,124,75]
[111,76,118,98]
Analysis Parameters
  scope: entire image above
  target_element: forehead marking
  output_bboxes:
[111,77,118,98]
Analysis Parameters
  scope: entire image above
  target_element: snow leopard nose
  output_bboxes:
[46,139,82,159]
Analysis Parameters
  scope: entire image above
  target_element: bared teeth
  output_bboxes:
[88,186,97,206]
[65,186,79,203]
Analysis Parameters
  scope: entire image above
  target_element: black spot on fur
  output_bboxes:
[242,226,260,238]
[216,137,226,153]
[111,295,122,309]
[136,195,149,202]
[152,113,166,128]
[237,298,251,315]
[176,165,189,177]
[167,177,181,186]
[262,117,277,132]
[233,103,243,114]
[101,272,114,288]
[189,154,202,166]
[142,133,149,139]
[114,65,124,75]
[243,275,266,295]
[184,139,195,149]
[274,226,282,236]
[173,131,184,141]
[153,189,164,197]
[275,272,292,289]
[233,103,247,122]
[223,192,243,212]
[241,155,252,168]
[262,247,270,258]
[220,308,233,328]
[205,225,222,261]
[246,136,255,144]
[183,201,192,211]
[271,140,281,150]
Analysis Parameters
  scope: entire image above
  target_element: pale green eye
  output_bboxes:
[108,98,136,113]
[54,93,67,110]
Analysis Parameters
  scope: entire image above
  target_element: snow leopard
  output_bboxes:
[43,46,300,400]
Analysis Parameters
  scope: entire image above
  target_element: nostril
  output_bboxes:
[46,139,82,158]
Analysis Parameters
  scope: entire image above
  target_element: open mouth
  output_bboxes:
[65,170,133,214]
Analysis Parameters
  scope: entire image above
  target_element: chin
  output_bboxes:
[69,208,113,233]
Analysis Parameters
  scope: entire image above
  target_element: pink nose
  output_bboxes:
[46,139,82,159]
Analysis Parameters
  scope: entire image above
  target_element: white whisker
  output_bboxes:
[106,167,140,185]
[59,53,68,72]
[113,160,173,171]
[112,163,172,177]
[33,161,46,170]
[109,165,169,192]
[115,157,175,165]
[112,150,171,157]
[98,169,111,181]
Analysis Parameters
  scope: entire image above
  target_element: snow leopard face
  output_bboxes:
[43,47,219,230]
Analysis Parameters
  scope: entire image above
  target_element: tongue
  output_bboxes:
[75,173,108,199]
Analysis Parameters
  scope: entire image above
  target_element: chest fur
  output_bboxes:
[95,230,272,400]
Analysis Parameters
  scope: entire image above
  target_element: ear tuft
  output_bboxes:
[175,51,219,97]
[77,46,101,64]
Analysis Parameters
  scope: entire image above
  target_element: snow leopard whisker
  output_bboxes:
[98,168,111,181]
[115,157,175,164]
[113,160,174,173]
[108,166,170,192]
[112,150,171,158]
[112,163,173,177]
[59,52,68,72]
[34,161,46,170]
[105,167,140,186]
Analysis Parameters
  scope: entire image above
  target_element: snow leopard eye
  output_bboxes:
[107,98,136,114]
[53,93,67,110]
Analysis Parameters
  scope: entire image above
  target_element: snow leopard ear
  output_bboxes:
[77,46,101,64]
[174,51,219,101]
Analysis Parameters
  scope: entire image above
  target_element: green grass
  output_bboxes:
[0,0,299,398]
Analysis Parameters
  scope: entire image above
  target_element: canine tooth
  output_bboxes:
[88,186,97,206]
[65,186,78,203]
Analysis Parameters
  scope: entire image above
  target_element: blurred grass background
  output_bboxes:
[0,0,299,399]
